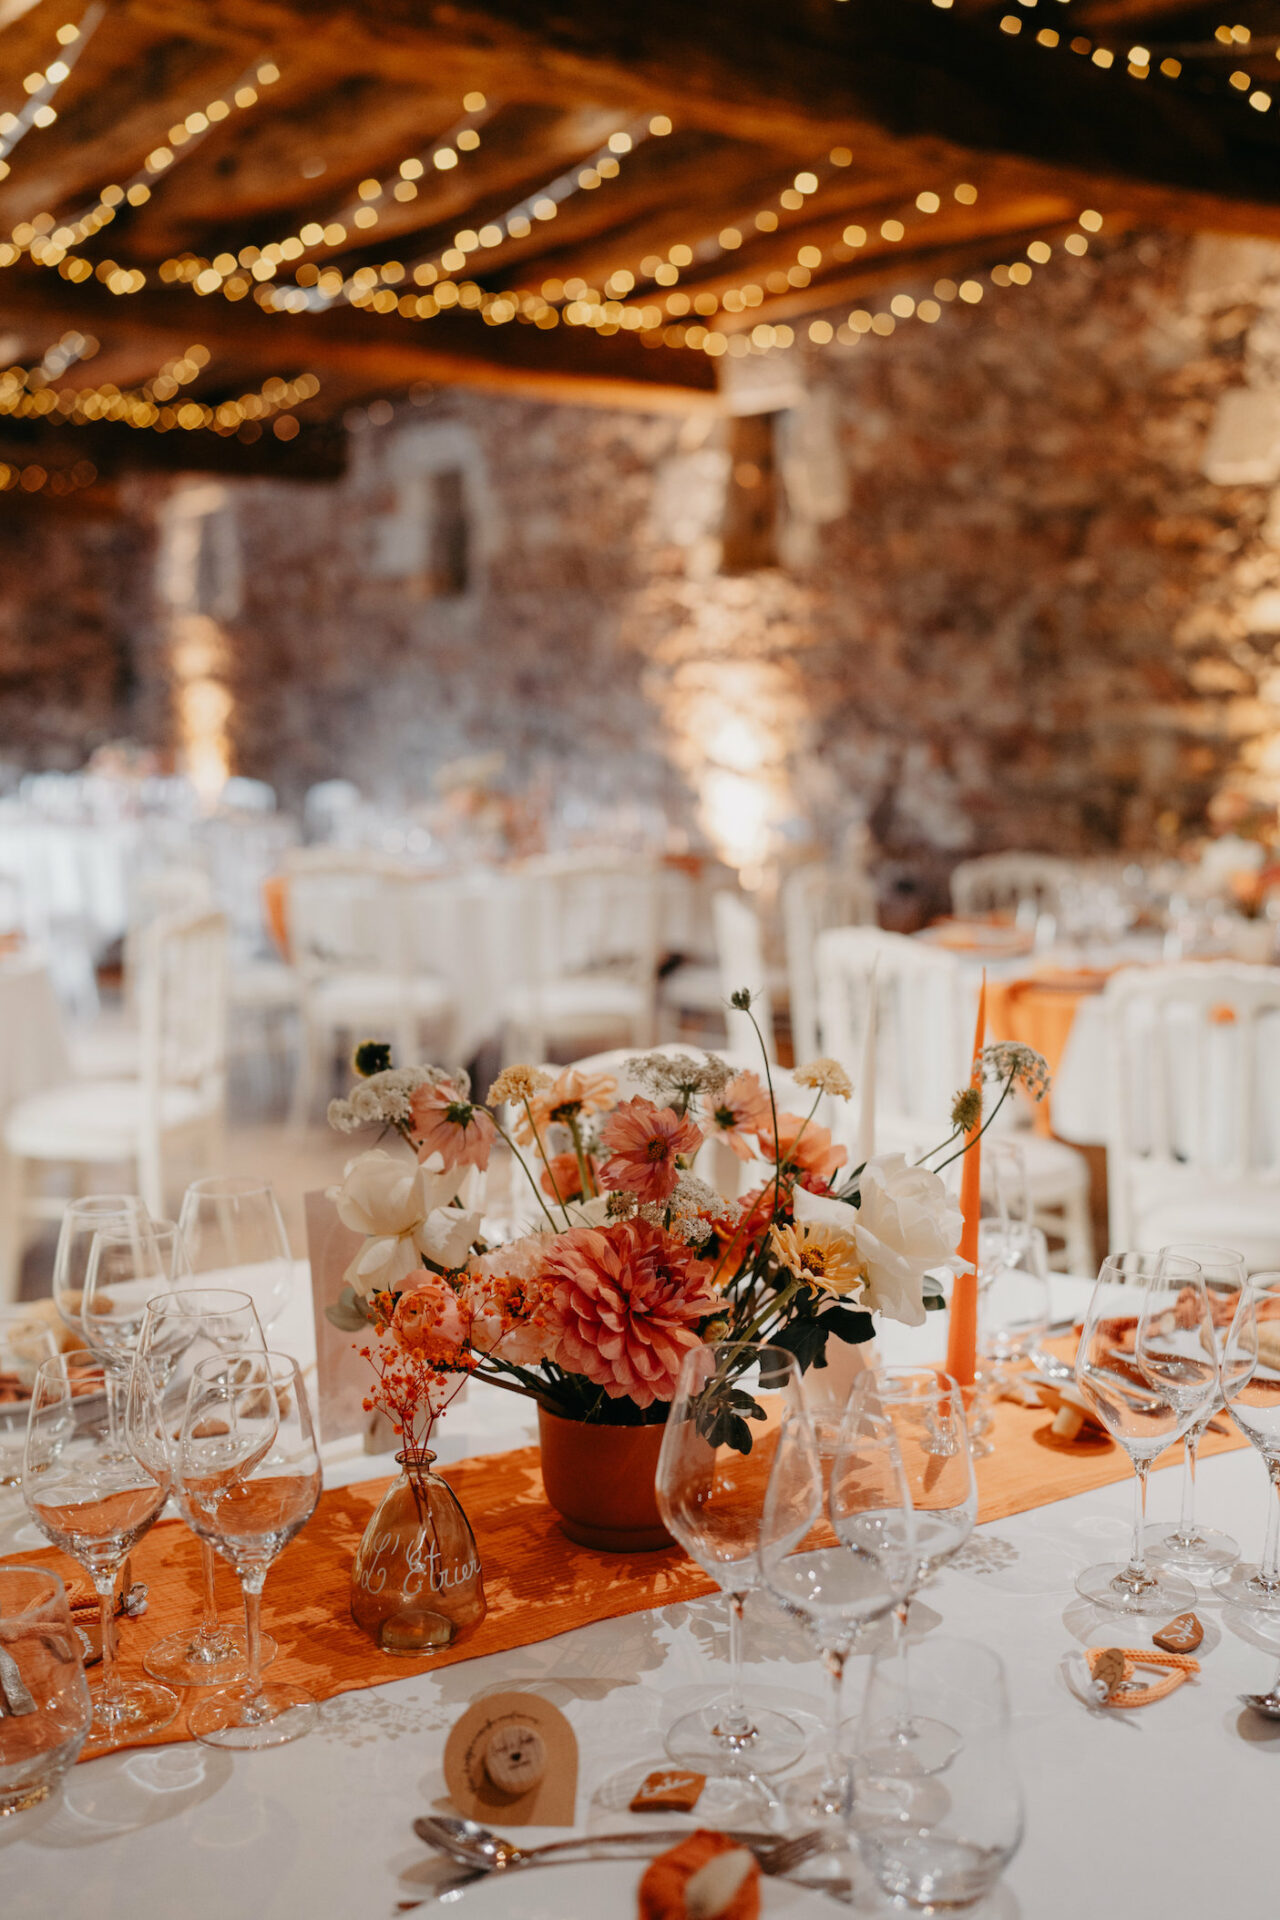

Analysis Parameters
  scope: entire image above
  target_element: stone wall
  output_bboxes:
[7,227,1280,911]
[0,496,153,773]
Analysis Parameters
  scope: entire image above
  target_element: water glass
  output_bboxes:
[80,1219,191,1368]
[0,1567,92,1816]
[855,1636,1024,1909]
[978,1221,1051,1368]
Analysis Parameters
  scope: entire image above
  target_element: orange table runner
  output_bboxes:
[3,1410,1250,1761]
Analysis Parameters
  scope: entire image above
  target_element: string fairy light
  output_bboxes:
[0,56,283,289]
[163,90,497,303]
[0,457,97,496]
[0,4,105,180]
[0,343,319,437]
[258,108,671,319]
[993,5,1275,114]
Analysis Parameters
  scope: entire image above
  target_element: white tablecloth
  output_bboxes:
[4,1273,1277,1917]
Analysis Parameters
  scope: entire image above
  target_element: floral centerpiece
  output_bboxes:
[326,998,1048,1561]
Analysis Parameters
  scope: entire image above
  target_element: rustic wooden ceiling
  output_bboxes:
[0,0,1278,477]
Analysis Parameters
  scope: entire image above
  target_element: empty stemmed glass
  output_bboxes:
[173,1352,322,1748]
[1216,1271,1280,1613]
[133,1288,272,1687]
[978,1221,1051,1376]
[178,1177,294,1333]
[655,1342,808,1776]
[1146,1242,1247,1582]
[1073,1250,1215,1616]
[80,1220,191,1373]
[759,1389,914,1822]
[23,1355,178,1746]
[51,1194,149,1337]
[848,1367,977,1776]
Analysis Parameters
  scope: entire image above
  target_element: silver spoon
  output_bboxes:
[1240,1660,1280,1718]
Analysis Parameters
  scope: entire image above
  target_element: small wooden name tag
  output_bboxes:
[444,1691,577,1827]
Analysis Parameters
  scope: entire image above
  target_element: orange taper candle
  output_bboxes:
[945,973,986,1389]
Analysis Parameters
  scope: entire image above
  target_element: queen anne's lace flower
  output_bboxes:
[626,1050,733,1104]
[980,1043,1050,1103]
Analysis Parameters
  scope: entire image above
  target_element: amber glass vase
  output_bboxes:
[350,1452,487,1654]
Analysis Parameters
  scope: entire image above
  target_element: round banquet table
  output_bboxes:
[2,1275,1278,1918]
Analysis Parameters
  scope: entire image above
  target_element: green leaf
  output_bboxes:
[819,1304,876,1347]
[324,1285,371,1332]
[769,1314,829,1373]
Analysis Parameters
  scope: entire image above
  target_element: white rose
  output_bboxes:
[814,1153,965,1329]
[329,1149,427,1240]
[328,1152,479,1298]
[343,1231,425,1299]
[420,1206,482,1271]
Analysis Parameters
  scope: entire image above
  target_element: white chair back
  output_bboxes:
[287,859,403,977]
[514,858,659,994]
[123,867,215,1006]
[713,890,776,1063]
[950,852,1071,920]
[1104,962,1280,1251]
[783,861,878,1064]
[138,909,229,1112]
[816,927,968,1148]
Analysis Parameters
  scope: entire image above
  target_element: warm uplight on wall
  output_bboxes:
[159,482,239,801]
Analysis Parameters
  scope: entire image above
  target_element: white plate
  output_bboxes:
[433,1857,845,1916]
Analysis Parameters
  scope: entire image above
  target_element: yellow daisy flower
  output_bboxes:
[771,1221,867,1298]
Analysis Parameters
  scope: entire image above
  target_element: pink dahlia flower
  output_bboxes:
[540,1219,718,1407]
[598,1097,704,1204]
[410,1079,496,1172]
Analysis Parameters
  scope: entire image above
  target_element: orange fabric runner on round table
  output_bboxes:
[2,1402,1248,1763]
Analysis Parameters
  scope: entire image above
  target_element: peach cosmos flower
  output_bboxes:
[515,1067,618,1145]
[409,1079,496,1172]
[539,1220,718,1407]
[540,1150,598,1204]
[598,1097,704,1205]
[758,1111,848,1193]
[702,1070,772,1162]
[392,1277,471,1364]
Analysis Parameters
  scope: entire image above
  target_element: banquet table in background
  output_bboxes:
[4,1266,1280,1919]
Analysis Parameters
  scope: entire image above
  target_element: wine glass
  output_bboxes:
[175,1352,322,1748]
[22,1355,178,1746]
[1073,1250,1214,1616]
[655,1342,808,1775]
[80,1220,191,1371]
[1216,1271,1280,1612]
[51,1194,149,1336]
[848,1367,977,1776]
[854,1637,1024,1910]
[759,1390,914,1823]
[177,1177,294,1332]
[133,1287,272,1688]
[1146,1242,1247,1582]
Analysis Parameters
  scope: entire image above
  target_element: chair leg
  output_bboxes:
[0,1151,28,1305]
[291,1015,321,1130]
[1062,1181,1094,1277]
[137,1131,164,1220]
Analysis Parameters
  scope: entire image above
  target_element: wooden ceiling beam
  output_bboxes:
[114,0,1280,219]
[0,270,719,409]
[0,415,347,476]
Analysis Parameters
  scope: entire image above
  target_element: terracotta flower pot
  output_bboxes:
[537,1405,671,1552]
